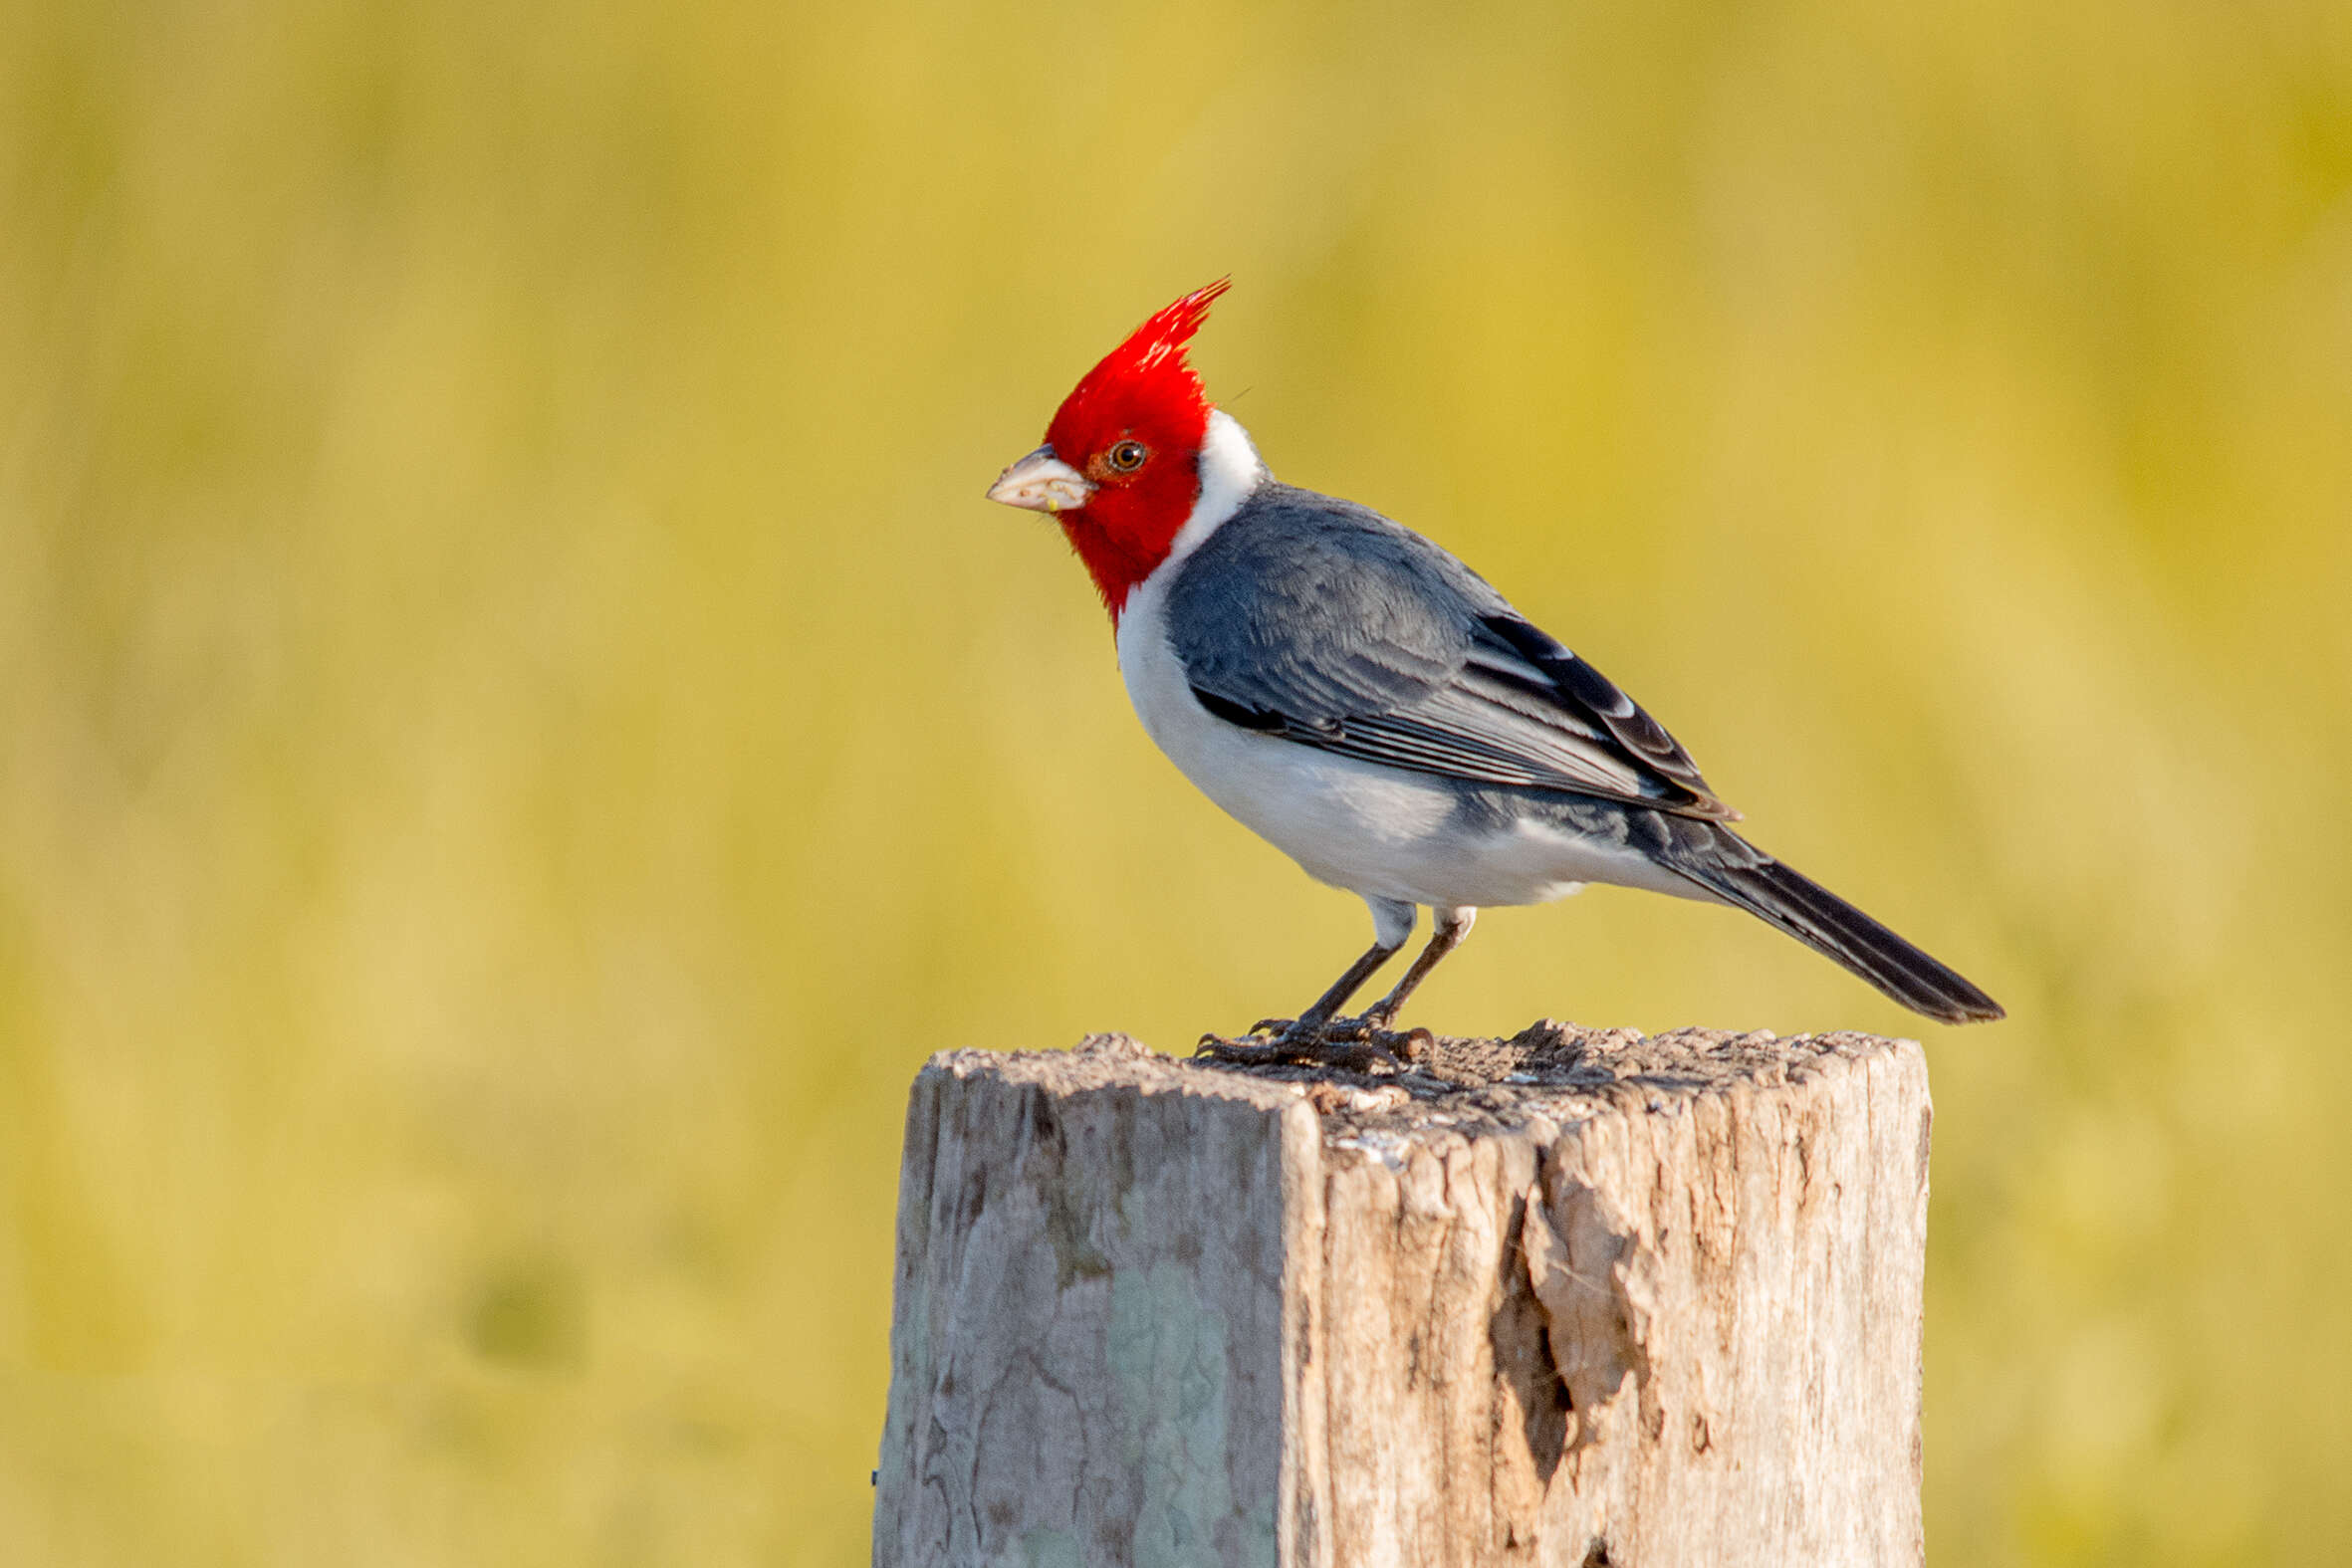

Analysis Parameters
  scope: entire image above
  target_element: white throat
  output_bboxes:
[1163,408,1267,570]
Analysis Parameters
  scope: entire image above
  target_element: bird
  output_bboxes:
[986,281,2002,1060]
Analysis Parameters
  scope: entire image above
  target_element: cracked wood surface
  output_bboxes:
[872,1023,1930,1568]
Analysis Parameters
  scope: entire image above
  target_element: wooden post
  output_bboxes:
[872,1024,1932,1568]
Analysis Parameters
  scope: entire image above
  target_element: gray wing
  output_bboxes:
[1165,485,1739,821]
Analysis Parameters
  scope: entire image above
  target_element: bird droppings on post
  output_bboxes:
[875,1025,1932,1566]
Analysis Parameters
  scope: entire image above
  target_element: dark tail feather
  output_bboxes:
[1682,852,2005,1024]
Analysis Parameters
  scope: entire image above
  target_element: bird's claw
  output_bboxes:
[1194,1032,1287,1064]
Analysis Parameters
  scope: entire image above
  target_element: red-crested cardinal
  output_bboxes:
[988,282,2002,1056]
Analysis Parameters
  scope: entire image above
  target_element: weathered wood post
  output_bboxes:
[873,1023,1932,1568]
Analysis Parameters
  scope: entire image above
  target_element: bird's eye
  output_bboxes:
[1106,439,1148,472]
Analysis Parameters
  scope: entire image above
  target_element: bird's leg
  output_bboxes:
[1353,906,1476,1031]
[1198,900,1414,1067]
[1277,935,1408,1040]
[1214,907,1472,1071]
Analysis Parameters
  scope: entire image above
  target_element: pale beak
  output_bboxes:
[986,446,1095,514]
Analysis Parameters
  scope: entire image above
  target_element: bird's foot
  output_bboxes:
[1245,1013,1369,1042]
[1195,1031,1400,1072]
[1195,1015,1435,1074]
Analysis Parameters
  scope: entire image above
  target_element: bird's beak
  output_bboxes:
[986,447,1094,514]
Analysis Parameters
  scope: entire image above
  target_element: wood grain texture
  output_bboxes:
[873,1024,1930,1568]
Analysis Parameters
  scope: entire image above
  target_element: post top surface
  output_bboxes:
[922,1021,1924,1145]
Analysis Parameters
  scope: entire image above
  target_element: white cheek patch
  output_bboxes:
[1162,409,1267,567]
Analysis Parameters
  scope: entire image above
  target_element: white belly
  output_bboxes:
[1114,573,1703,911]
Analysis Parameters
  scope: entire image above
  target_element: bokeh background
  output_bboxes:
[5,0,2349,1562]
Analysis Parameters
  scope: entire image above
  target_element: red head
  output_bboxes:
[988,281,1232,615]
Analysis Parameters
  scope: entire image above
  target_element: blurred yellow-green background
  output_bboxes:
[5,0,2349,1562]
